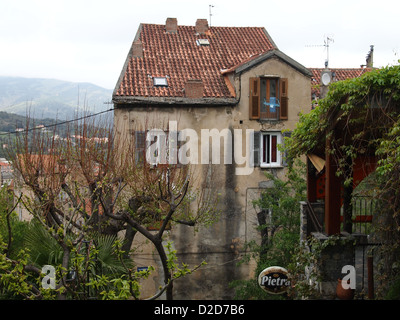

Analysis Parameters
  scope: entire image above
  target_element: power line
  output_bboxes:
[0,108,114,136]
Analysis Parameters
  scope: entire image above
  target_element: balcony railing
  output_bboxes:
[340,196,375,234]
[260,98,280,120]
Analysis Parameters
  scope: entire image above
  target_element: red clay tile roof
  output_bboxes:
[113,22,277,102]
[310,67,373,97]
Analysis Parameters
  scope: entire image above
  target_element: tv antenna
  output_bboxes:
[209,4,214,27]
[306,35,334,67]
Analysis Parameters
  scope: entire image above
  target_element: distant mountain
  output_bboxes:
[0,76,113,119]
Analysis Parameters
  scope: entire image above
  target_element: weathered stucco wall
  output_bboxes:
[113,56,311,299]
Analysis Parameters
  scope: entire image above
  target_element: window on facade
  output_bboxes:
[252,131,291,168]
[146,130,165,165]
[260,132,281,167]
[134,130,181,166]
[249,77,288,120]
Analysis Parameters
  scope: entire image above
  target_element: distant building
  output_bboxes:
[310,45,375,102]
[0,159,13,187]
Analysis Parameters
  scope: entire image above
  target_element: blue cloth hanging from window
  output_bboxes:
[263,97,280,112]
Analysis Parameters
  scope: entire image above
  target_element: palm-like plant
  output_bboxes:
[24,221,133,286]
[87,233,133,276]
[24,220,64,267]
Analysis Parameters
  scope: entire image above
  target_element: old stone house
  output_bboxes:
[112,18,313,299]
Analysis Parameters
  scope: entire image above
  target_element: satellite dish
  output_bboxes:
[321,71,331,86]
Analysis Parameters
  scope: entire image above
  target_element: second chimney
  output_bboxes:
[132,40,143,58]
[366,45,374,68]
[166,18,178,33]
[195,19,209,34]
[185,79,204,99]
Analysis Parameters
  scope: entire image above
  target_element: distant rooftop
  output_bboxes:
[310,67,373,97]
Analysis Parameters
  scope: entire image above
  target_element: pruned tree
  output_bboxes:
[6,112,219,300]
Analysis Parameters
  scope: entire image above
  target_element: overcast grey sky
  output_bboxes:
[1,0,399,89]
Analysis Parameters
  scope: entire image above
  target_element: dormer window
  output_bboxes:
[153,77,168,87]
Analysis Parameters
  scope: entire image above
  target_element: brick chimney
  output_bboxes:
[166,18,178,33]
[366,45,374,68]
[195,19,209,34]
[132,40,143,58]
[185,79,204,98]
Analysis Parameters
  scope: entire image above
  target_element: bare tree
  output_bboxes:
[8,112,219,300]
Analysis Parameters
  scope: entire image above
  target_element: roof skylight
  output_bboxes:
[153,77,168,87]
[196,39,210,46]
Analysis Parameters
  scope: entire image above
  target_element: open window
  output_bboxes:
[260,132,282,167]
[252,131,284,168]
[249,77,288,120]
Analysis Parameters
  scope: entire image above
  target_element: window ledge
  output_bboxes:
[259,119,283,123]
[260,164,284,169]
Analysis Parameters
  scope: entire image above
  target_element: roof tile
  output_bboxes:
[114,22,276,100]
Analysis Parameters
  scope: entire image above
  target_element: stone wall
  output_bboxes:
[300,202,373,299]
[311,232,355,299]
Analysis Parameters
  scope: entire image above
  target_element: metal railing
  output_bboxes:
[350,196,376,234]
[260,106,280,120]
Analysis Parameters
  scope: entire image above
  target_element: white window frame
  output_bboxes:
[260,131,282,168]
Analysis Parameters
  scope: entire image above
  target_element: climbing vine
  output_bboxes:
[286,62,400,298]
[287,63,400,171]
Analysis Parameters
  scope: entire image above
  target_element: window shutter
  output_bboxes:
[282,131,292,166]
[135,131,146,164]
[249,77,260,119]
[279,78,288,120]
[251,131,260,167]
[271,135,277,163]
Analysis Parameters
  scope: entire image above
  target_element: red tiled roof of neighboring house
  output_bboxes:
[113,20,277,102]
[310,67,373,97]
